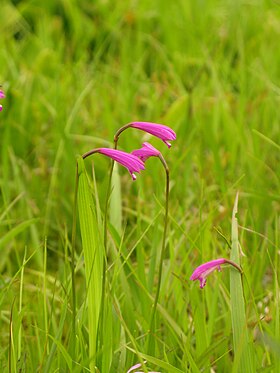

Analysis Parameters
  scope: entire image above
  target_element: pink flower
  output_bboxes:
[127,362,161,373]
[131,142,161,162]
[190,258,241,289]
[130,122,176,148]
[0,90,5,112]
[97,148,145,180]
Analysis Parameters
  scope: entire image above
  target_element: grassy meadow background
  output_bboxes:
[1,0,280,371]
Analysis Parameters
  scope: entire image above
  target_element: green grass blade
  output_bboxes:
[109,163,122,235]
[47,334,72,370]
[230,193,255,372]
[0,218,38,250]
[77,156,103,371]
[252,129,280,151]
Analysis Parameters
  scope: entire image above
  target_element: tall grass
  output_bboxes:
[1,0,280,371]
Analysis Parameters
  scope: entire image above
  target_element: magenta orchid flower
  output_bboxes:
[190,258,242,289]
[0,90,5,111]
[131,142,161,162]
[129,122,176,148]
[82,147,145,180]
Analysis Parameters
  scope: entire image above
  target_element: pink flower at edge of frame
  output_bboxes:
[190,258,229,289]
[130,121,176,148]
[131,142,161,162]
[98,148,145,181]
[0,90,5,111]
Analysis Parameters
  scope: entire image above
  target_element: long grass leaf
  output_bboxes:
[109,163,122,235]
[0,218,38,250]
[77,156,103,371]
[230,193,255,372]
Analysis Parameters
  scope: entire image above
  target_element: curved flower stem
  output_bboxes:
[147,154,169,352]
[225,259,243,273]
[114,123,132,143]
[82,148,100,159]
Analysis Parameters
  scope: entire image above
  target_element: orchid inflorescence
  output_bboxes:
[82,121,176,178]
[75,118,243,370]
[80,120,175,370]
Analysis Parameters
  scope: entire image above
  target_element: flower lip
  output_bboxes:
[190,258,241,289]
[131,142,161,162]
[98,147,145,180]
[130,121,176,148]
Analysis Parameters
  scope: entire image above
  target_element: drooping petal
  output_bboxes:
[131,142,161,162]
[98,148,145,180]
[190,258,241,289]
[130,122,176,148]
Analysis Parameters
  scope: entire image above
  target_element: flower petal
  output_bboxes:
[130,122,176,147]
[131,142,161,162]
[98,148,145,180]
[190,258,228,288]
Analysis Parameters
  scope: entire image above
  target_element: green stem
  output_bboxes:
[147,154,169,351]
[82,147,115,365]
[112,123,171,353]
[70,162,79,364]
[225,258,243,274]
[114,123,132,142]
[103,140,118,253]
[96,141,118,360]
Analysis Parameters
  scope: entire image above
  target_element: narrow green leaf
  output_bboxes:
[109,162,122,235]
[230,193,255,372]
[77,156,103,371]
[0,218,38,250]
[47,334,72,370]
[127,348,186,373]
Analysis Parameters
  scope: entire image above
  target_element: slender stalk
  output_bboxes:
[225,259,242,274]
[230,193,255,372]
[103,140,118,253]
[9,298,16,373]
[114,123,133,143]
[82,147,113,367]
[96,140,119,364]
[82,148,100,159]
[103,123,136,234]
[111,123,171,353]
[147,154,169,351]
[70,162,79,363]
